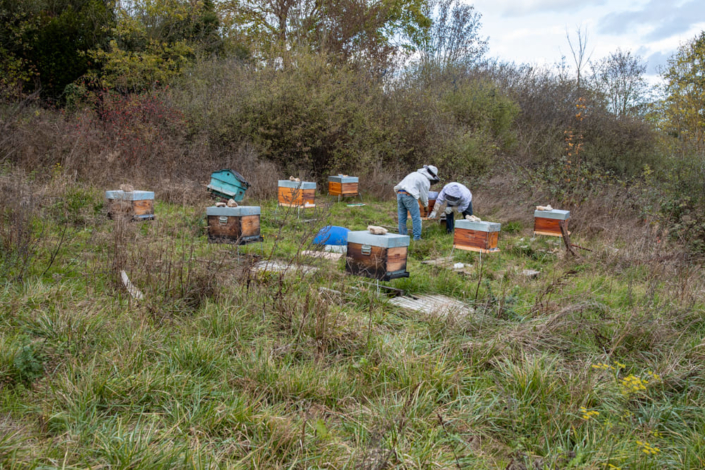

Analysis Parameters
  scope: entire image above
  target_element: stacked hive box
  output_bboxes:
[534,209,570,237]
[453,220,501,253]
[346,231,410,281]
[328,175,359,197]
[207,206,263,245]
[278,180,316,207]
[106,190,155,221]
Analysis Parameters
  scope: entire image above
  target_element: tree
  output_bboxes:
[565,26,590,92]
[661,31,705,153]
[417,0,487,70]
[221,0,430,65]
[591,49,649,117]
[86,0,223,93]
[0,0,115,100]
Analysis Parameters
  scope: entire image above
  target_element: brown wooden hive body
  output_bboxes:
[328,181,359,196]
[107,199,154,221]
[278,188,316,206]
[453,228,499,253]
[207,214,262,245]
[345,243,409,281]
[534,217,566,237]
[407,198,436,219]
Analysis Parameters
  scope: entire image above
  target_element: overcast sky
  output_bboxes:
[472,0,705,80]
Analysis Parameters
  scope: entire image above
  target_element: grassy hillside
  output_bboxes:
[1,178,703,469]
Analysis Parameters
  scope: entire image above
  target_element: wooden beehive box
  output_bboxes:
[328,175,359,196]
[106,190,155,221]
[407,191,437,219]
[534,209,570,237]
[453,220,501,253]
[278,180,316,207]
[346,231,410,281]
[207,206,263,245]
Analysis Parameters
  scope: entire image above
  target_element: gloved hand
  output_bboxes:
[445,206,453,215]
[428,210,437,219]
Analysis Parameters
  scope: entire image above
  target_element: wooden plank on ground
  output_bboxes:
[252,260,318,275]
[301,251,344,261]
[389,294,474,317]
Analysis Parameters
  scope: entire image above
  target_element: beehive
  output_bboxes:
[453,220,501,253]
[346,231,410,281]
[328,175,359,197]
[534,209,570,237]
[278,181,316,207]
[407,191,437,219]
[106,190,155,221]
[206,206,263,245]
[207,169,250,201]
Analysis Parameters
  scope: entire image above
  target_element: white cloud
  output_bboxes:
[469,0,703,83]
[495,0,606,17]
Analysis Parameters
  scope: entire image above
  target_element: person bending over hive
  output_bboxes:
[428,182,473,234]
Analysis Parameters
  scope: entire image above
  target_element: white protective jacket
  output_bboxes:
[394,167,436,207]
[436,182,472,213]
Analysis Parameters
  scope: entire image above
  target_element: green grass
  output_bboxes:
[1,188,704,468]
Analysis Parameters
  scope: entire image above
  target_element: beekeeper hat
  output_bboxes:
[423,165,438,179]
[443,184,462,206]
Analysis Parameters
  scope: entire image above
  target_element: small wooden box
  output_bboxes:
[534,209,570,237]
[207,206,263,245]
[407,191,437,219]
[328,175,359,196]
[453,220,501,253]
[346,231,410,281]
[106,190,155,221]
[278,180,316,207]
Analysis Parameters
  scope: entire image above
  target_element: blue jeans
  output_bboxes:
[446,201,473,234]
[398,193,422,240]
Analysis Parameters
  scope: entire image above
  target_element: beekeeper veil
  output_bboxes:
[419,165,439,184]
[445,184,462,206]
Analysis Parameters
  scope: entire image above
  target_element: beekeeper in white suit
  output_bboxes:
[428,182,473,234]
[394,165,439,240]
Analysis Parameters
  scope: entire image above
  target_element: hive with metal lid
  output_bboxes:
[206,206,263,245]
[278,180,316,207]
[328,175,359,197]
[345,231,410,281]
[453,219,501,253]
[105,190,155,221]
[534,209,570,237]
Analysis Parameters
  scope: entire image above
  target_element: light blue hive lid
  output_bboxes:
[534,209,570,220]
[455,220,501,232]
[105,190,154,201]
[278,180,316,189]
[347,231,410,248]
[328,175,359,183]
[206,206,260,216]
